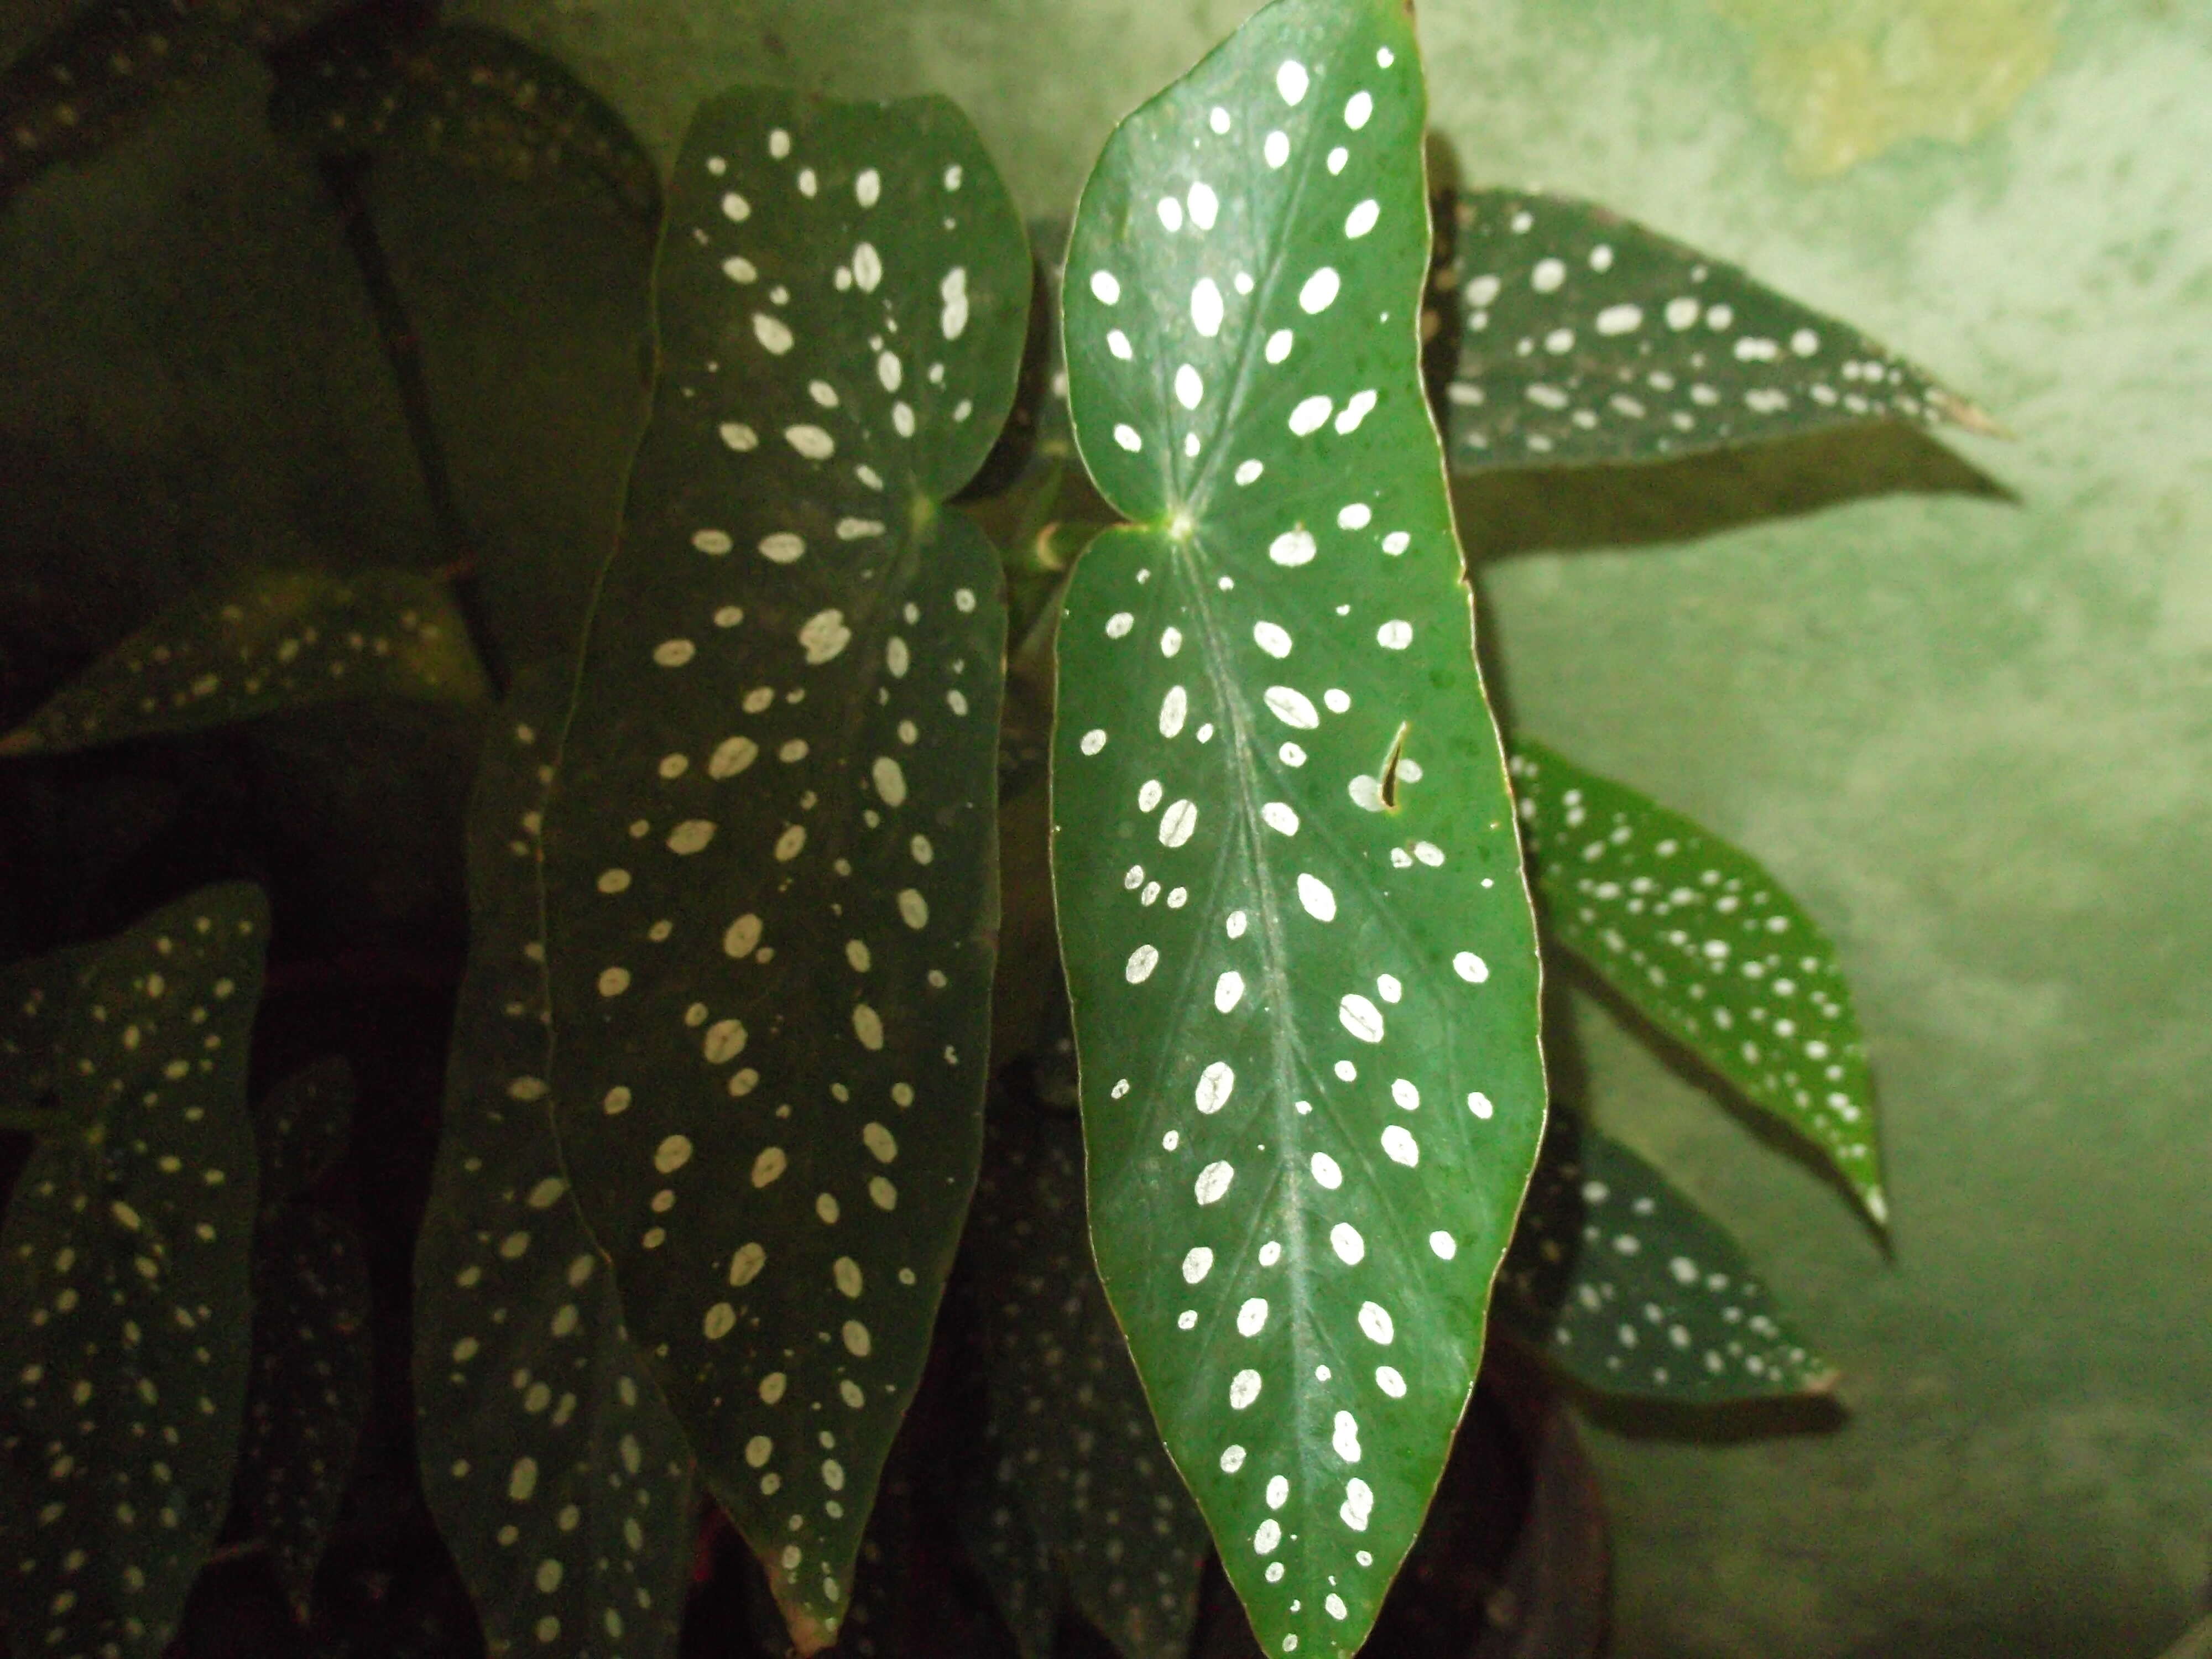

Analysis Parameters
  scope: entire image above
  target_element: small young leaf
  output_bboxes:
[972,1099,1210,1659]
[229,1200,371,1617]
[1495,1114,1835,1401]
[1442,186,1999,469]
[251,1055,356,1205]
[266,17,660,226]
[0,883,269,1659]
[1509,740,1886,1223]
[415,675,698,1659]
[1053,4,1549,1654]
[540,88,1027,1650]
[0,568,489,757]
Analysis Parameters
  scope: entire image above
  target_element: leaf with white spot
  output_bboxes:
[958,1435,1065,1659]
[540,86,1026,1653]
[416,672,699,1659]
[267,15,660,225]
[1495,1115,1835,1401]
[0,569,489,757]
[1509,740,1886,1223]
[0,946,88,1120]
[1052,6,1548,1654]
[1441,186,2000,468]
[227,1201,371,1618]
[251,1056,355,1206]
[972,1100,1210,1659]
[0,883,269,1659]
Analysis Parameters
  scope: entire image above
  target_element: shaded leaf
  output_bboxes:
[1509,739,1885,1223]
[251,1055,355,1205]
[229,1200,371,1616]
[540,87,1027,1651]
[0,568,489,757]
[267,16,660,226]
[1495,1114,1835,1401]
[957,1433,1064,1659]
[415,673,698,1659]
[0,945,88,1116]
[972,1098,1209,1659]
[1052,4,1548,1654]
[1441,185,1998,469]
[0,883,269,1658]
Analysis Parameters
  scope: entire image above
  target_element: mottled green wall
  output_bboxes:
[2,0,2205,1651]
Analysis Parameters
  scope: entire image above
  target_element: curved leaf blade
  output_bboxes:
[958,1436,1064,1659]
[1,946,87,1116]
[1509,739,1886,1222]
[0,568,489,757]
[1442,186,1999,469]
[540,87,1026,1651]
[0,883,269,1659]
[1496,1115,1835,1401]
[415,675,698,1659]
[1053,5,1548,1653]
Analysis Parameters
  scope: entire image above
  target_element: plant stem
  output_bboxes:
[317,150,510,700]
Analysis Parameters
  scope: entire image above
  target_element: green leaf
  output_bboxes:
[1495,1114,1835,1401]
[1052,5,1548,1655]
[251,1055,356,1206]
[229,1200,371,1617]
[415,674,700,1659]
[1441,186,2000,469]
[0,568,489,758]
[540,86,1027,1652]
[1508,739,1886,1223]
[972,1098,1211,1659]
[1,946,88,1120]
[266,17,661,227]
[958,1437,1064,1659]
[0,883,269,1659]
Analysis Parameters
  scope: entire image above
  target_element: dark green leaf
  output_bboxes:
[540,86,1027,1651]
[0,568,489,758]
[972,1099,1209,1659]
[251,1055,355,1206]
[0,883,269,1659]
[958,1437,1063,1659]
[266,17,660,226]
[229,1201,371,1616]
[1495,1114,1835,1401]
[1052,4,1548,1653]
[0,946,88,1118]
[415,674,699,1659]
[1509,739,1886,1223]
[1442,186,1999,469]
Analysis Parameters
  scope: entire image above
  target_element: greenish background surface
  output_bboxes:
[1,0,2206,1653]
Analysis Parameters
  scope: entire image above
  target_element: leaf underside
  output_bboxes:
[1052,3,1548,1654]
[972,1099,1211,1659]
[1441,186,1996,470]
[540,86,1027,1649]
[0,884,270,1659]
[267,16,660,225]
[0,568,488,757]
[1495,1114,1834,1401]
[415,671,698,1659]
[1509,740,1885,1223]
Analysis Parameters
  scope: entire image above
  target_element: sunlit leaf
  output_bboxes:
[1441,186,2000,469]
[251,1055,354,1206]
[1509,739,1885,1223]
[228,1201,370,1617]
[415,674,698,1659]
[1052,4,1548,1653]
[539,86,1027,1652]
[0,883,269,1658]
[266,15,660,226]
[0,568,489,758]
[1495,1114,1835,1401]
[972,1098,1210,1659]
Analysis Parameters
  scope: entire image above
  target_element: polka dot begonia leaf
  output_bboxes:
[0,568,489,758]
[228,1199,371,1618]
[539,86,1027,1653]
[0,883,270,1659]
[266,18,660,226]
[249,1055,355,1207]
[971,1099,1211,1659]
[1495,1113,1836,1402]
[1508,740,1887,1224]
[1051,4,1550,1655]
[1440,186,2000,469]
[415,673,699,1659]
[958,1434,1063,1659]
[1,945,86,1120]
